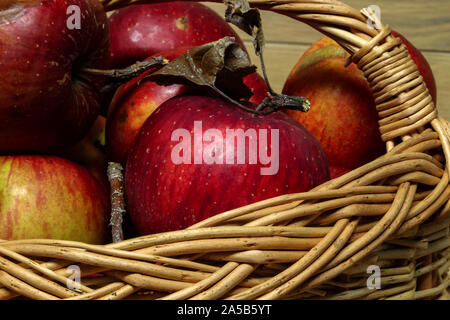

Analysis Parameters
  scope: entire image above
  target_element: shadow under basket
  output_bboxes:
[0,0,449,300]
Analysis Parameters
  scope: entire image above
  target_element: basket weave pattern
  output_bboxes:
[0,0,449,300]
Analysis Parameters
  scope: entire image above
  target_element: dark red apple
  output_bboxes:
[391,31,437,103]
[125,95,329,235]
[106,47,269,165]
[0,0,110,154]
[329,166,351,179]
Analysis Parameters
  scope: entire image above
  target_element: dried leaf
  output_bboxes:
[144,37,257,101]
[224,0,265,55]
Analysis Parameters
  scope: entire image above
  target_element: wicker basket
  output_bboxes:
[0,0,449,300]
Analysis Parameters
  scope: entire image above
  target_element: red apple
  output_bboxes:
[0,155,110,244]
[106,47,192,165]
[282,35,437,173]
[282,37,386,171]
[391,31,436,103]
[106,47,269,165]
[244,72,270,105]
[329,166,351,179]
[107,2,245,69]
[125,95,329,235]
[0,0,110,154]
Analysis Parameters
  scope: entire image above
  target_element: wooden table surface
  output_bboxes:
[206,0,450,120]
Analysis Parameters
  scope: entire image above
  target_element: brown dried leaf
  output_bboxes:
[224,0,265,55]
[144,37,257,100]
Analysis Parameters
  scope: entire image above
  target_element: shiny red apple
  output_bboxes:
[244,72,270,105]
[107,1,245,69]
[0,155,110,243]
[0,0,110,154]
[125,95,329,235]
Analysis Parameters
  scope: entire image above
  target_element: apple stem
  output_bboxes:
[257,93,311,114]
[251,30,310,114]
[81,57,169,92]
[209,84,310,116]
[107,162,126,243]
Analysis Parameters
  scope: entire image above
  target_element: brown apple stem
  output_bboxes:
[81,57,168,80]
[81,57,169,92]
[107,162,126,243]
[255,50,311,114]
[256,93,311,114]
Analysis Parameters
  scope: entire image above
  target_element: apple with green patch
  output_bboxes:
[0,156,110,243]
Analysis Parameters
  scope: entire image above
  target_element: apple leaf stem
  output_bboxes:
[207,85,264,115]
[210,85,310,116]
[257,51,274,95]
[107,162,126,243]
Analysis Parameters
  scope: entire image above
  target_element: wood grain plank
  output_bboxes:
[206,0,450,51]
[241,41,450,120]
[422,51,450,120]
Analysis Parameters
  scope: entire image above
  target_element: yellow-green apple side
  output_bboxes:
[0,156,110,244]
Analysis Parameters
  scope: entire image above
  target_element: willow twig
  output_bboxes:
[107,162,126,243]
